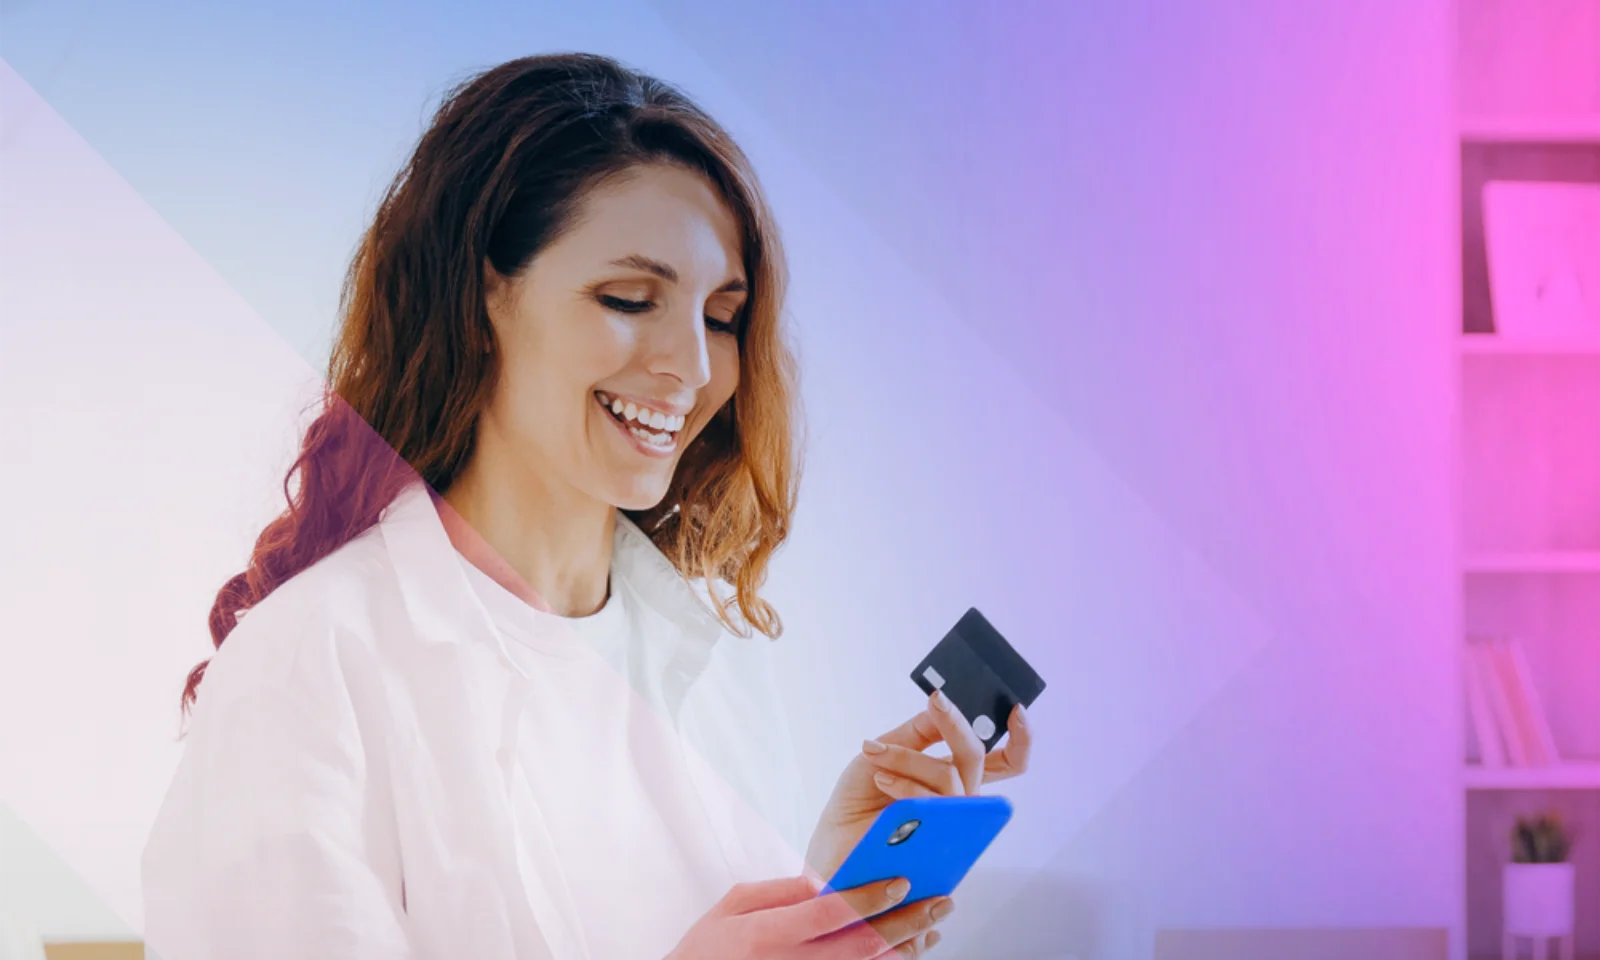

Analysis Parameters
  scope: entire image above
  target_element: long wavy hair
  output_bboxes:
[183,53,799,714]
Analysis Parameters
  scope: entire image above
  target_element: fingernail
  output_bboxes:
[927,930,943,948]
[873,771,897,788]
[886,877,910,901]
[862,739,888,755]
[932,689,953,712]
[1014,704,1028,726]
[929,897,955,921]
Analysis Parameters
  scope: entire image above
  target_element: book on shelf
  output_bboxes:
[1470,639,1526,765]
[1462,641,1506,767]
[1504,638,1562,765]
[1488,639,1547,765]
[1464,636,1562,769]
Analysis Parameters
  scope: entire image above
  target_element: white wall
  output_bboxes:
[0,57,319,935]
[657,1,1463,955]
[0,2,1459,955]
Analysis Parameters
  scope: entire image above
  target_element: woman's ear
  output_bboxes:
[481,258,509,353]
[482,258,507,321]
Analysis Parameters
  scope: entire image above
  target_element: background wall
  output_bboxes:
[0,2,1460,956]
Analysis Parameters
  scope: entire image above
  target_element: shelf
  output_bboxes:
[1460,336,1600,356]
[1463,552,1600,574]
[1464,760,1600,790]
[1472,955,1600,960]
[1461,114,1600,142]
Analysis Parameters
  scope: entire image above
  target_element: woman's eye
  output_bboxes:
[600,291,738,334]
[598,295,654,313]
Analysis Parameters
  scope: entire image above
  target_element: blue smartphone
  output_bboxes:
[822,796,1013,913]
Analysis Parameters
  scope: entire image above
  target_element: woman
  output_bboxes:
[142,53,1032,960]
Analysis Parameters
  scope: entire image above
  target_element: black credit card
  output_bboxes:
[911,607,1045,752]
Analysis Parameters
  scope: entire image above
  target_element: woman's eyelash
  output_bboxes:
[598,294,654,313]
[598,294,740,334]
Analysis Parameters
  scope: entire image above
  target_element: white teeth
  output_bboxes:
[628,425,674,448]
[600,392,683,434]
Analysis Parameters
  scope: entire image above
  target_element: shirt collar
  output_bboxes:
[378,478,725,658]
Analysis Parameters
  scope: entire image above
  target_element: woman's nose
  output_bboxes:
[649,305,713,389]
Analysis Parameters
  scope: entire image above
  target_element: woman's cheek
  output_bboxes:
[709,339,740,406]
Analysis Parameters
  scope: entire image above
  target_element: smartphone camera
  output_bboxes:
[886,819,920,846]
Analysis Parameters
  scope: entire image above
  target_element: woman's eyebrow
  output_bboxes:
[608,254,746,294]
[609,254,678,281]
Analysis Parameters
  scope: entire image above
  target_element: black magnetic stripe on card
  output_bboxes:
[954,608,1046,706]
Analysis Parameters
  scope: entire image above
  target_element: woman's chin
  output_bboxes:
[601,472,674,514]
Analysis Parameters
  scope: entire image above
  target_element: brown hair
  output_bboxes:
[183,53,799,713]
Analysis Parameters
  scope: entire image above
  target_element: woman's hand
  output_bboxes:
[667,875,950,959]
[805,691,1033,883]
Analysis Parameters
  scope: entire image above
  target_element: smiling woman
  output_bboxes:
[141,52,1026,960]
[469,164,753,539]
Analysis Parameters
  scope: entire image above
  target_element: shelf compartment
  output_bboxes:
[1464,573,1600,764]
[1466,790,1600,957]
[1461,353,1600,554]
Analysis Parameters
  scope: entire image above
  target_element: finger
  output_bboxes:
[762,876,911,943]
[722,875,825,914]
[871,770,943,800]
[860,742,963,797]
[983,704,1033,783]
[880,929,932,959]
[925,691,984,795]
[874,931,924,960]
[802,896,954,960]
[890,929,942,958]
[867,897,952,955]
[875,710,944,753]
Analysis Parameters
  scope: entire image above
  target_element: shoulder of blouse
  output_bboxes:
[191,525,394,722]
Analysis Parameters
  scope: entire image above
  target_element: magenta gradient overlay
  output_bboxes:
[0,1,1470,956]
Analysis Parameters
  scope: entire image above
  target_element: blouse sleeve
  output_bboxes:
[682,629,811,880]
[142,619,410,960]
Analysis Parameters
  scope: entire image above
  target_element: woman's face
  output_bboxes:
[481,163,746,512]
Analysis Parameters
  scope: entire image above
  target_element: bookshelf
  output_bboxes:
[1461,115,1600,143]
[1465,761,1600,792]
[1462,553,1600,574]
[1455,3,1600,957]
[1459,337,1600,357]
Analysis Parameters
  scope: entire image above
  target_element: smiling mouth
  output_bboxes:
[595,391,685,452]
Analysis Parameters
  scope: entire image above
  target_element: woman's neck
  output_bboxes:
[437,451,615,618]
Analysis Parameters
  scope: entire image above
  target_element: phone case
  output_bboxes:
[822,796,1013,912]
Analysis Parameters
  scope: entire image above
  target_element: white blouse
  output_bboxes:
[456,548,761,958]
[142,479,805,960]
